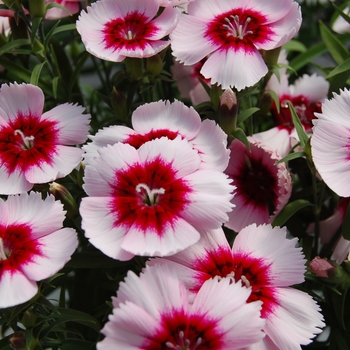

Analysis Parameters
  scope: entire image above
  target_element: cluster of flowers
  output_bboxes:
[2,0,350,348]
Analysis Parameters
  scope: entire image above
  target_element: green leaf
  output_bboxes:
[266,89,280,113]
[319,20,349,65]
[276,151,306,164]
[30,61,46,86]
[0,38,30,56]
[282,39,307,53]
[232,128,250,150]
[30,17,42,43]
[52,76,59,99]
[288,102,308,148]
[237,107,260,125]
[327,56,350,79]
[342,202,350,240]
[272,199,315,227]
[332,2,350,25]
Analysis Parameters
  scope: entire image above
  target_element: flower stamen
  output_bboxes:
[14,129,35,150]
[136,183,165,206]
[223,15,253,39]
[0,237,9,260]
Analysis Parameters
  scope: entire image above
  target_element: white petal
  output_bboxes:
[20,228,78,281]
[131,100,201,140]
[25,145,84,184]
[0,83,44,122]
[5,192,65,239]
[80,196,134,261]
[0,270,38,308]
[265,288,324,349]
[201,48,268,91]
[0,166,33,195]
[41,103,90,145]
[121,217,200,257]
[292,74,329,102]
[232,224,306,286]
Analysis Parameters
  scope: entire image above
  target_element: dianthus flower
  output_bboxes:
[171,0,302,91]
[0,192,78,308]
[98,264,265,350]
[311,89,350,197]
[76,0,180,62]
[224,138,292,232]
[83,99,229,171]
[152,224,325,349]
[254,50,329,157]
[80,137,234,260]
[0,83,90,195]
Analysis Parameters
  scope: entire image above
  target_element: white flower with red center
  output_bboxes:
[224,138,292,233]
[45,0,84,20]
[83,99,229,171]
[311,89,350,198]
[170,0,302,91]
[98,264,265,350]
[152,224,325,349]
[254,51,329,157]
[0,192,78,309]
[80,136,234,260]
[0,83,90,195]
[76,0,180,62]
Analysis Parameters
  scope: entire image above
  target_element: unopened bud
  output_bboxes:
[309,256,350,288]
[9,331,26,350]
[309,256,335,278]
[49,182,78,218]
[219,88,238,135]
[111,87,128,122]
[21,310,37,329]
[146,54,163,77]
[124,57,144,81]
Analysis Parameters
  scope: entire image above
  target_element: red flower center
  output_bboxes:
[143,309,222,350]
[124,129,179,149]
[272,94,322,131]
[205,9,273,51]
[0,224,40,273]
[102,11,158,51]
[192,248,277,318]
[109,156,191,237]
[0,113,58,173]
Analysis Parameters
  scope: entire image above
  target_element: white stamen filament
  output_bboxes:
[0,237,8,261]
[126,30,134,40]
[14,129,35,149]
[165,331,202,350]
[136,183,165,205]
[223,15,253,39]
[241,275,251,288]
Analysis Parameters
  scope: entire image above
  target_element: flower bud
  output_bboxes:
[309,256,335,278]
[9,331,26,350]
[146,54,163,77]
[124,57,144,81]
[219,88,238,135]
[49,182,79,218]
[21,310,37,329]
[111,87,128,122]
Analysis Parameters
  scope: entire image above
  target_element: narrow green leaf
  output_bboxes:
[319,20,348,65]
[52,76,59,99]
[272,199,314,227]
[232,128,250,150]
[0,38,30,56]
[30,61,46,86]
[237,107,260,125]
[282,39,307,53]
[276,151,306,164]
[50,23,76,36]
[288,102,308,148]
[266,89,280,113]
[327,56,350,79]
[30,17,42,43]
[342,202,350,240]
[332,2,350,24]
[289,42,327,71]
